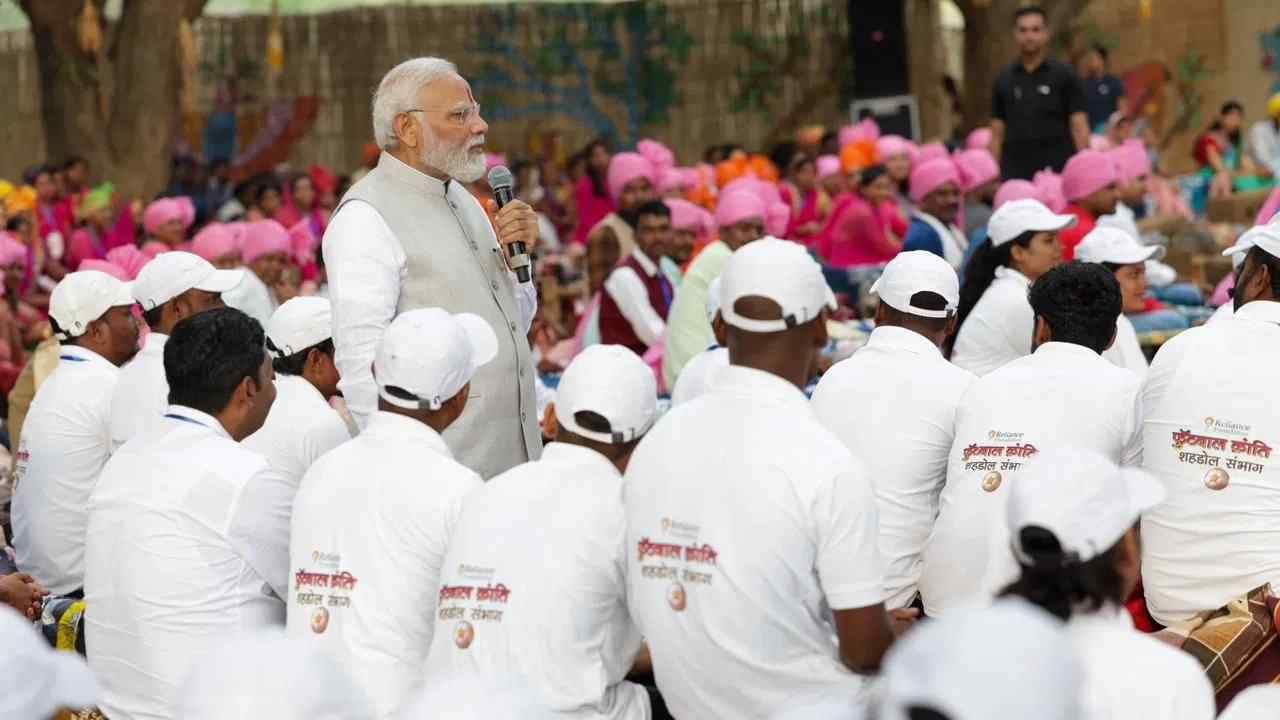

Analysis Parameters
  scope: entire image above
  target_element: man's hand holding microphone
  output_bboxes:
[485,165,537,283]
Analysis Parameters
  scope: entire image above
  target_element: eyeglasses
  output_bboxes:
[403,103,481,127]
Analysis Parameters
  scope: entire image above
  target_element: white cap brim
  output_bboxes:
[1097,244,1166,264]
[992,213,1077,247]
[455,312,499,368]
[195,268,245,295]
[1122,467,1167,520]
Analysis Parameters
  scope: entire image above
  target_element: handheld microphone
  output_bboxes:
[487,165,531,283]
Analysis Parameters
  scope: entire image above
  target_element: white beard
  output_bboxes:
[424,135,486,183]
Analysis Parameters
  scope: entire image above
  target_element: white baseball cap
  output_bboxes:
[131,251,244,311]
[1007,447,1165,566]
[719,237,836,333]
[177,629,373,719]
[1075,226,1166,265]
[705,277,723,322]
[987,198,1077,247]
[49,270,136,340]
[870,250,959,318]
[556,344,657,444]
[374,307,498,411]
[879,598,1082,720]
[267,297,332,359]
[0,605,99,718]
[1222,223,1280,259]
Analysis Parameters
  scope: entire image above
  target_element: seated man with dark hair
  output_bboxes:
[85,307,291,720]
[599,199,674,355]
[922,262,1142,616]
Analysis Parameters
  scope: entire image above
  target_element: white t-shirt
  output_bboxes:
[108,332,168,451]
[1067,605,1215,720]
[669,346,728,407]
[1206,301,1235,326]
[223,270,277,328]
[811,326,975,609]
[287,411,481,718]
[951,266,1033,377]
[1140,300,1280,625]
[1102,314,1148,377]
[85,406,294,720]
[1221,685,1280,720]
[423,443,647,720]
[920,342,1142,616]
[625,364,884,720]
[11,345,120,595]
[242,374,349,489]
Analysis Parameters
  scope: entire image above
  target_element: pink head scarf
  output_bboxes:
[876,135,918,163]
[721,177,789,237]
[666,198,714,238]
[142,197,196,236]
[0,233,27,268]
[966,127,993,150]
[191,223,240,263]
[909,158,961,203]
[241,220,291,264]
[993,180,1044,210]
[78,258,130,282]
[838,118,880,148]
[636,139,676,174]
[916,142,948,165]
[105,245,149,279]
[140,241,169,259]
[816,155,842,181]
[288,220,319,264]
[1110,140,1152,183]
[714,190,766,229]
[1061,150,1118,202]
[1033,170,1068,213]
[657,168,688,195]
[606,152,656,204]
[953,149,1000,192]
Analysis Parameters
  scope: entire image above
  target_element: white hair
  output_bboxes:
[371,57,458,151]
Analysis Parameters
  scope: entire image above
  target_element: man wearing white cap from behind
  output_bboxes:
[921,262,1141,617]
[11,270,138,597]
[286,308,490,717]
[998,448,1215,720]
[669,276,728,406]
[1075,225,1166,376]
[812,251,976,611]
[0,604,99,719]
[626,238,901,719]
[109,250,243,449]
[1140,223,1280,626]
[423,345,658,720]
[243,297,349,489]
[876,598,1083,720]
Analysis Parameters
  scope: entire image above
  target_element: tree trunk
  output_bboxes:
[19,0,209,201]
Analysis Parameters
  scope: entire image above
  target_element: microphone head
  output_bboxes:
[487,165,513,191]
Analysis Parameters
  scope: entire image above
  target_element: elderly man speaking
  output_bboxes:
[324,57,540,479]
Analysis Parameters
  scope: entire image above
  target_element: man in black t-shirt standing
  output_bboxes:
[990,6,1090,181]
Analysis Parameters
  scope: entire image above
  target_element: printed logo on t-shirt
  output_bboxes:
[293,549,359,634]
[1169,417,1273,491]
[437,564,512,650]
[636,518,720,613]
[961,430,1039,493]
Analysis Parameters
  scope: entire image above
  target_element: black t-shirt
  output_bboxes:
[1084,74,1126,128]
[992,58,1087,179]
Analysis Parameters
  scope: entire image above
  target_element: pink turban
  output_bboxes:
[721,177,789,237]
[1255,187,1280,226]
[106,245,149,279]
[142,196,196,235]
[916,142,948,164]
[1032,170,1068,213]
[908,158,961,203]
[288,220,318,263]
[657,168,688,195]
[953,149,1000,192]
[1089,135,1113,152]
[191,223,240,263]
[714,189,766,229]
[816,155,842,181]
[1111,140,1152,183]
[1061,150,1118,202]
[78,258,130,282]
[766,202,791,238]
[876,135,918,163]
[241,220,291,264]
[993,180,1043,210]
[606,152,656,204]
[966,127,992,150]
[140,241,169,259]
[666,198,714,237]
[485,153,508,171]
[838,118,880,149]
[0,233,27,268]
[637,139,676,173]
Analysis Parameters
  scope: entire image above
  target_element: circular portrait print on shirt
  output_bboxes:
[981,471,1003,493]
[667,582,687,612]
[454,620,475,649]
[310,607,330,635]
[1204,468,1230,491]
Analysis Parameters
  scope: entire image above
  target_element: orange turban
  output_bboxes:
[840,141,879,173]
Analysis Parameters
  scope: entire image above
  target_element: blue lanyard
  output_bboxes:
[59,354,86,362]
[164,413,207,428]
